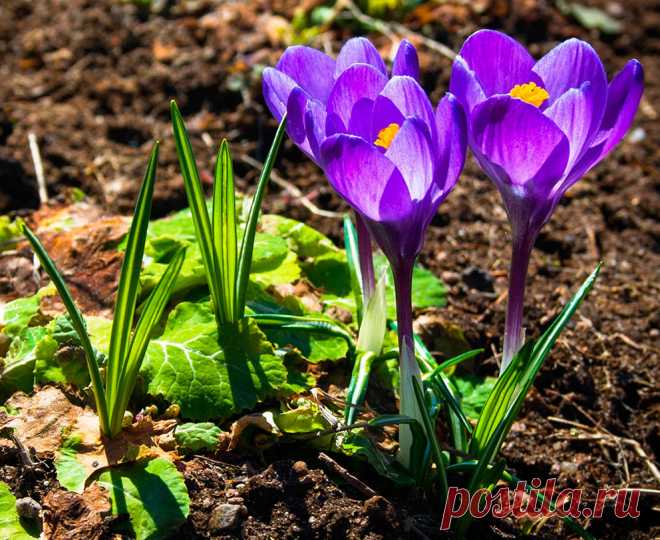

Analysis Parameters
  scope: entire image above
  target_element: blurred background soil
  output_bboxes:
[0,0,658,538]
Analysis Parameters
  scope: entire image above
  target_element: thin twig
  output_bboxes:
[548,416,660,484]
[239,154,342,219]
[338,0,456,61]
[28,132,48,205]
[318,451,378,498]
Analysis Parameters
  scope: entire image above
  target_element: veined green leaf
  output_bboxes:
[107,141,159,421]
[170,100,223,326]
[236,115,287,317]
[95,457,189,540]
[0,482,40,538]
[213,140,238,323]
[21,224,110,436]
[109,247,185,436]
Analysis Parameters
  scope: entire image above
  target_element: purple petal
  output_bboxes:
[458,29,539,96]
[533,39,607,120]
[434,93,467,199]
[392,39,420,80]
[385,118,434,200]
[449,56,487,114]
[335,37,387,77]
[262,67,298,121]
[543,82,595,172]
[371,76,435,142]
[305,99,327,162]
[593,59,644,159]
[472,95,569,198]
[560,59,644,191]
[320,134,412,222]
[276,46,336,102]
[286,87,308,144]
[326,64,388,137]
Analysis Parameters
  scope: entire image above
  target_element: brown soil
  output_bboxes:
[0,0,658,539]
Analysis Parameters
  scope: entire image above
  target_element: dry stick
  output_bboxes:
[239,154,342,219]
[318,452,378,498]
[548,416,660,484]
[28,132,48,205]
[338,0,457,61]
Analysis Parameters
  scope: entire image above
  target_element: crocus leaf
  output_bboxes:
[95,457,190,540]
[140,302,312,420]
[0,481,40,539]
[174,422,223,453]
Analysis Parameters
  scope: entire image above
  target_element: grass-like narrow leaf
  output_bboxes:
[21,224,110,435]
[248,312,355,356]
[170,100,223,326]
[471,264,601,458]
[343,214,363,323]
[213,140,238,323]
[109,247,186,435]
[434,348,483,373]
[236,115,287,318]
[412,376,449,497]
[106,141,159,417]
[345,350,377,425]
[447,462,596,540]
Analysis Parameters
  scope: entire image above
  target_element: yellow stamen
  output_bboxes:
[374,123,400,149]
[509,82,549,108]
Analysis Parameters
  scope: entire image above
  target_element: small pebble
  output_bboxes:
[209,503,243,531]
[292,460,308,476]
[441,271,460,285]
[15,497,41,520]
[560,461,579,475]
[227,497,244,505]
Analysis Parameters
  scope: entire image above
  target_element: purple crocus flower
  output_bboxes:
[262,37,421,303]
[263,37,467,465]
[449,30,644,371]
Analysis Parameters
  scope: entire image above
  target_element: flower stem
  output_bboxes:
[355,213,375,303]
[501,231,535,373]
[393,258,422,468]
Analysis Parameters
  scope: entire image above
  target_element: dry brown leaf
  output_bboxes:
[2,387,178,485]
[42,483,112,540]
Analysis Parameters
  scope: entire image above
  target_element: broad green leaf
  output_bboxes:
[274,399,328,433]
[140,302,311,420]
[260,214,338,259]
[174,422,223,453]
[55,435,87,493]
[0,326,48,399]
[95,457,190,540]
[264,324,349,363]
[0,481,40,539]
[318,254,447,318]
[22,223,110,435]
[453,375,497,421]
[0,215,21,252]
[0,294,41,339]
[340,433,414,486]
[34,317,95,388]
